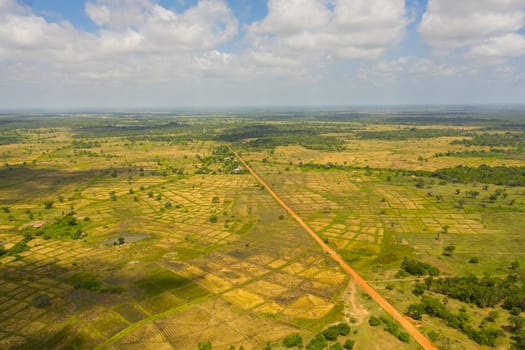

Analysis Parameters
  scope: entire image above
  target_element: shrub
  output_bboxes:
[305,334,327,350]
[198,341,212,350]
[282,333,303,348]
[398,332,410,343]
[336,323,350,336]
[73,272,101,291]
[32,294,51,308]
[368,316,381,326]
[343,340,355,350]
[322,326,340,341]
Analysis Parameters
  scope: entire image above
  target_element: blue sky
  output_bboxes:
[0,0,524,109]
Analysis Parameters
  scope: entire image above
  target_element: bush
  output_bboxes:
[73,272,101,291]
[32,294,51,308]
[305,334,327,350]
[198,341,212,350]
[398,332,410,343]
[322,326,340,341]
[43,199,54,209]
[282,333,303,348]
[368,316,381,326]
[412,282,426,296]
[400,257,440,276]
[343,339,355,350]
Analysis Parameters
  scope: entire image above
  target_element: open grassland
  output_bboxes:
[0,112,524,349]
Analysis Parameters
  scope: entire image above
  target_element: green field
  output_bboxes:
[0,111,524,349]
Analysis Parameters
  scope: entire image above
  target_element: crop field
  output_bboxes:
[0,112,524,349]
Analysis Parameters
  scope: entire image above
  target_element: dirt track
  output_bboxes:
[231,149,437,350]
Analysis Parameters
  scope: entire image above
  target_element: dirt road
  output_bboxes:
[231,149,437,350]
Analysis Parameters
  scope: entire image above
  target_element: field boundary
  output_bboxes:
[230,147,437,350]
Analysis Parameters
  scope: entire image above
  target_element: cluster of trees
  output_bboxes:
[397,257,440,277]
[368,315,410,343]
[431,165,525,186]
[72,272,124,293]
[281,323,353,350]
[193,147,245,175]
[406,296,503,346]
[406,265,525,347]
[217,124,345,151]
[71,140,101,148]
[433,149,509,159]
[358,128,462,140]
[419,270,525,311]
[0,233,32,258]
[451,132,525,148]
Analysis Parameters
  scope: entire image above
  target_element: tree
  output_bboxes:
[282,333,303,348]
[32,294,51,308]
[343,339,355,350]
[44,200,54,209]
[509,315,525,332]
[443,245,456,256]
[413,282,426,296]
[398,332,410,343]
[368,316,381,326]
[198,341,212,350]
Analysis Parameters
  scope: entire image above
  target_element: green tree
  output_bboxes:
[197,341,212,350]
[343,339,355,350]
[509,315,525,332]
[282,333,303,348]
[443,245,456,256]
[368,316,381,326]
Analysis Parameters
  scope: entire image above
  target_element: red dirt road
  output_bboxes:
[232,149,437,350]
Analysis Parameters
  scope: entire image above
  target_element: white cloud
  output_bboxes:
[248,0,407,60]
[0,0,239,78]
[85,2,110,26]
[140,2,238,51]
[469,33,525,59]
[419,0,525,59]
[0,0,524,108]
[0,0,28,14]
[85,0,151,29]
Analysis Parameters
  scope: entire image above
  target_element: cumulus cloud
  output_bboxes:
[0,0,524,108]
[357,56,470,85]
[0,0,239,82]
[249,0,407,60]
[419,0,525,59]
[469,33,525,59]
[85,0,151,29]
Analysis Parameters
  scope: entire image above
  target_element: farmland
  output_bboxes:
[0,110,524,349]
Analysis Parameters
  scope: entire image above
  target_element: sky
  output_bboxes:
[0,0,524,109]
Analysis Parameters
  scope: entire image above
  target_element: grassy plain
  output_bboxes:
[0,111,524,349]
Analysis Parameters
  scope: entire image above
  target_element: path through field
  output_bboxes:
[231,148,437,350]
